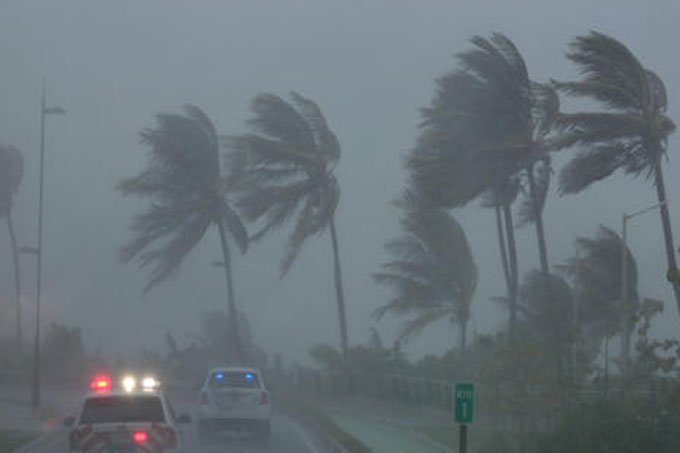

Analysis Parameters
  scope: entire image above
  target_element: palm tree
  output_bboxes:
[408,33,559,341]
[0,144,24,352]
[373,195,478,350]
[554,31,680,315]
[559,226,641,392]
[225,92,349,356]
[119,105,248,361]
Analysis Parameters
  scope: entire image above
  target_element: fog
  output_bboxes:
[0,0,678,366]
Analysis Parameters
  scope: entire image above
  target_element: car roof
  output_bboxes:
[83,390,164,399]
[208,366,261,374]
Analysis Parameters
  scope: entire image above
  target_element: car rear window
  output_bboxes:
[80,395,165,424]
[210,371,261,389]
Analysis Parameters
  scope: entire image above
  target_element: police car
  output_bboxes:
[196,367,271,443]
[65,374,190,452]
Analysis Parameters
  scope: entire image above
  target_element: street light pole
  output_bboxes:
[620,200,667,395]
[31,81,64,410]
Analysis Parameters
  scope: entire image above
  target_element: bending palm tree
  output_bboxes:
[408,33,559,342]
[0,144,24,352]
[226,92,348,355]
[373,195,477,350]
[119,105,248,361]
[554,31,680,316]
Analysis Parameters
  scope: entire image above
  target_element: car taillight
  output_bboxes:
[200,391,209,405]
[259,391,269,405]
[133,431,148,444]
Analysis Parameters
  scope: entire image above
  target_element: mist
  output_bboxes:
[0,0,678,368]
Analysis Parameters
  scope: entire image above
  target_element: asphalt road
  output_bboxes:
[20,413,324,453]
[15,388,327,453]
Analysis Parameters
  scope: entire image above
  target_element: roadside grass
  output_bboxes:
[0,430,39,451]
[417,425,527,453]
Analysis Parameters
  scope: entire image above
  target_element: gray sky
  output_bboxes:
[0,0,678,365]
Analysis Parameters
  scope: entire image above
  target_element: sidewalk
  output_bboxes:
[311,395,454,452]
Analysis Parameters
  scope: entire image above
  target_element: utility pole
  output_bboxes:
[620,200,667,397]
[31,80,65,410]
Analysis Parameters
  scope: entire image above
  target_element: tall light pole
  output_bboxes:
[620,200,667,393]
[31,81,65,409]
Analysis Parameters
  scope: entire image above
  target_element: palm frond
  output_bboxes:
[564,31,648,110]
[394,307,451,344]
[137,211,213,292]
[120,107,246,291]
[289,91,341,162]
[558,144,623,194]
[248,93,315,152]
[374,204,477,343]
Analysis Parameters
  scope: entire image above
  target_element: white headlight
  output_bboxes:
[142,376,159,390]
[122,376,136,393]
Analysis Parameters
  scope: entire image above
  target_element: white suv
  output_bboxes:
[196,366,271,443]
[66,381,190,452]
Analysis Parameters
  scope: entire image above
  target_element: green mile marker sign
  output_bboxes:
[454,382,474,424]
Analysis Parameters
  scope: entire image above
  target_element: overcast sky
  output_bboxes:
[0,0,678,366]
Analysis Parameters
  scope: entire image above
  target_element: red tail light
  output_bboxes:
[133,431,148,444]
[259,391,269,405]
[200,391,209,405]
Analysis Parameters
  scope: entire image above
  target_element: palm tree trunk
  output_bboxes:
[653,159,680,316]
[216,219,245,363]
[329,216,349,358]
[503,202,519,345]
[7,210,22,354]
[495,204,512,300]
[459,319,467,351]
[526,164,550,274]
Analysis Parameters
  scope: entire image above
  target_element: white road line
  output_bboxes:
[287,417,321,453]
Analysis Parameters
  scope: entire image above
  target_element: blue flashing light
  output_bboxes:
[245,373,254,381]
[215,373,224,380]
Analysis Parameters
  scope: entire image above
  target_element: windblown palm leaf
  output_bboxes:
[119,105,248,360]
[374,196,477,348]
[554,31,675,191]
[559,226,637,340]
[407,33,559,343]
[409,33,558,267]
[554,31,680,316]
[227,92,350,355]
[226,92,340,276]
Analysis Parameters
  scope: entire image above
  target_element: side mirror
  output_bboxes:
[176,414,191,424]
[63,416,75,427]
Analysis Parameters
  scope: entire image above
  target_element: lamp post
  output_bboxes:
[620,200,667,394]
[31,81,65,410]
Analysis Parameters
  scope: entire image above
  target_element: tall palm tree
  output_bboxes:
[119,105,248,361]
[373,195,478,350]
[0,144,24,352]
[408,33,559,342]
[225,92,348,355]
[559,226,641,389]
[554,31,680,315]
